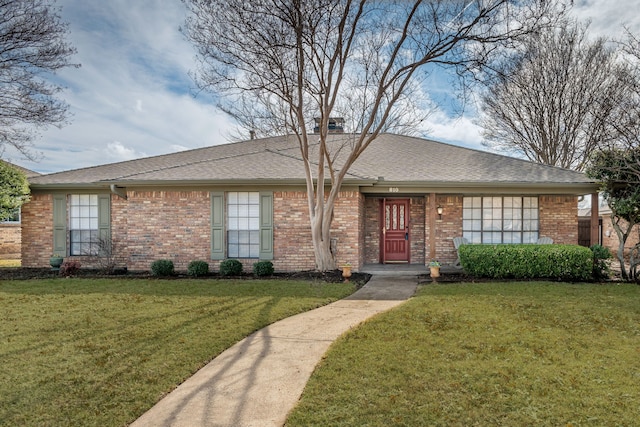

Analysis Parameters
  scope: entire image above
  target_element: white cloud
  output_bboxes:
[105,142,144,161]
[420,110,486,150]
[571,0,640,38]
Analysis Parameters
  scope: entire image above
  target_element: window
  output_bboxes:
[210,191,273,260]
[227,192,260,258]
[69,194,99,255]
[1,207,20,223]
[463,196,539,244]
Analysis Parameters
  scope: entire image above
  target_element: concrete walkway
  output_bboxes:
[130,275,418,427]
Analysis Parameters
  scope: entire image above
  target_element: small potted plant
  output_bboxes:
[50,254,64,270]
[341,262,352,282]
[428,260,441,279]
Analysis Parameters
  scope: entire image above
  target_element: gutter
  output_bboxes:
[110,184,127,200]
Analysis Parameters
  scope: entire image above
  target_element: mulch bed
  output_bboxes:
[0,267,373,287]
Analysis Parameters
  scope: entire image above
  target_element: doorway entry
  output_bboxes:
[381,199,410,263]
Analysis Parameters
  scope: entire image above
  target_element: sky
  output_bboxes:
[6,0,640,174]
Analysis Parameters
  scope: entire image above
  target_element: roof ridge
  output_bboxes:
[395,133,584,175]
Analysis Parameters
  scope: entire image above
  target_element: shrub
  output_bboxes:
[253,260,274,277]
[187,260,209,277]
[92,236,118,274]
[59,260,81,277]
[151,259,175,276]
[459,244,593,281]
[590,244,612,281]
[220,259,243,276]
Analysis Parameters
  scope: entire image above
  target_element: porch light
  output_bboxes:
[437,205,443,219]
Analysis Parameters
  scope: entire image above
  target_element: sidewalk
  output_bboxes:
[130,275,418,427]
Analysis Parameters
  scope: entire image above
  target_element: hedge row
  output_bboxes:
[150,259,275,277]
[459,244,593,281]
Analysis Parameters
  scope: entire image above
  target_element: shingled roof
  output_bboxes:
[1,160,40,178]
[29,133,598,194]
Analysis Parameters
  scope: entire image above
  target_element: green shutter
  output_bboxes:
[52,194,67,255]
[98,194,111,241]
[259,192,273,260]
[211,192,225,260]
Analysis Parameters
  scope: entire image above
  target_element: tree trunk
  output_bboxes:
[630,244,639,282]
[310,208,336,271]
[611,214,634,281]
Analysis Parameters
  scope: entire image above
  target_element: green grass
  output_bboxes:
[0,278,355,427]
[286,282,640,426]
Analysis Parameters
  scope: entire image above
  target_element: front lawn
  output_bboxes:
[0,278,355,426]
[287,282,640,426]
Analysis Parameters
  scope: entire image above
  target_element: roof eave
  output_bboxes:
[361,180,600,195]
[29,179,599,196]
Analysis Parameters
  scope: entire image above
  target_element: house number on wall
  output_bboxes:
[388,187,399,192]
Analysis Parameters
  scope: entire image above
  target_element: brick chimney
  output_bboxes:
[313,117,344,134]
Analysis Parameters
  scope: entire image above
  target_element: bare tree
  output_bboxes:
[0,0,78,161]
[611,29,640,168]
[479,20,626,171]
[183,0,564,271]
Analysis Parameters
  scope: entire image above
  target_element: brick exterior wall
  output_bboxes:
[409,197,426,264]
[21,193,54,267]
[0,223,21,260]
[19,190,582,271]
[125,191,211,271]
[363,198,380,264]
[332,190,363,267]
[430,195,463,265]
[273,191,315,271]
[539,195,579,244]
[272,190,363,271]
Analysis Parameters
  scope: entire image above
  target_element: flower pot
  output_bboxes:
[341,266,352,282]
[429,266,440,278]
[50,256,63,271]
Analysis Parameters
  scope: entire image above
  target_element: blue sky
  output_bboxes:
[7,0,640,174]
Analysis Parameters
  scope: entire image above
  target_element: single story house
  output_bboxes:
[21,133,600,272]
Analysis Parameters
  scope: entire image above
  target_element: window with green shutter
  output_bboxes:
[211,191,273,260]
[52,194,110,256]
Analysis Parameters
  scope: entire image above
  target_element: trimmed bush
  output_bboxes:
[187,260,209,277]
[590,244,612,281]
[151,259,175,276]
[459,244,593,281]
[253,260,274,277]
[220,259,243,276]
[59,260,81,277]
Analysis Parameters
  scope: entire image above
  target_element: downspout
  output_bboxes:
[110,184,127,200]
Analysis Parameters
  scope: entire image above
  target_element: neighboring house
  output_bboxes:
[0,161,40,261]
[22,133,600,271]
[579,201,640,259]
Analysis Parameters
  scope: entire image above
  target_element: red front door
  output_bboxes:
[382,199,410,263]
